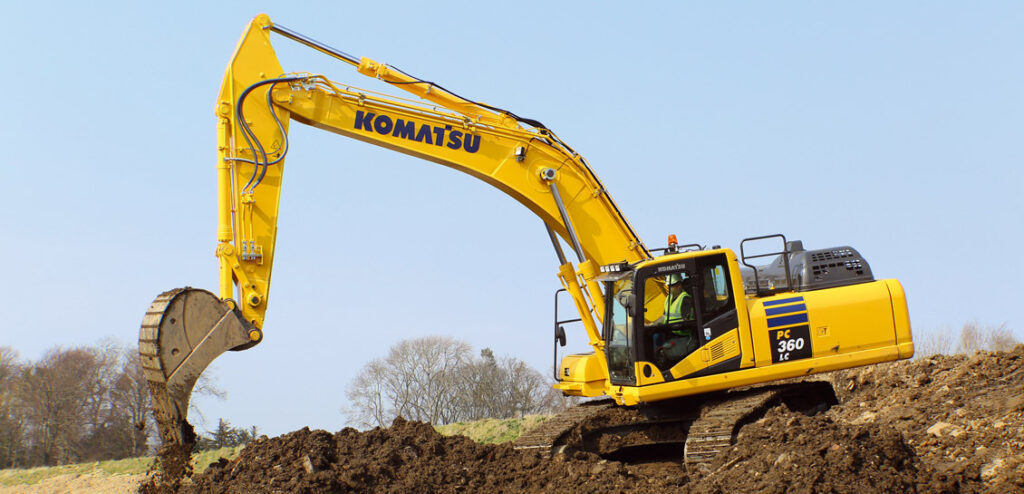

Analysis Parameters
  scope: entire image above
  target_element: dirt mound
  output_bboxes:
[162,346,1024,493]
[825,345,1024,491]
[180,418,675,494]
[693,407,928,493]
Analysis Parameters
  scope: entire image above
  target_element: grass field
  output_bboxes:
[434,414,549,444]
[0,446,242,487]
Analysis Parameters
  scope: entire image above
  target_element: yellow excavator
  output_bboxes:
[140,14,913,467]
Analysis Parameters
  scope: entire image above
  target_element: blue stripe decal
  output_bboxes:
[767,313,809,328]
[765,303,807,316]
[763,296,804,307]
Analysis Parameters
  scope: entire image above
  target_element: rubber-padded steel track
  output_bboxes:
[514,382,834,467]
[683,387,783,467]
[513,400,616,453]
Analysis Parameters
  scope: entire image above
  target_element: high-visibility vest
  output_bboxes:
[663,292,690,324]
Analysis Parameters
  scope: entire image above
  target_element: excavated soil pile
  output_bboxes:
[693,406,931,493]
[179,418,674,494]
[165,346,1023,493]
[825,345,1024,491]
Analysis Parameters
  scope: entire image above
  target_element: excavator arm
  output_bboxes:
[141,14,651,450]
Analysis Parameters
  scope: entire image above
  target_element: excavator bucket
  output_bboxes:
[138,288,259,447]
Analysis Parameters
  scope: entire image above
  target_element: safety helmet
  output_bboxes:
[666,273,683,285]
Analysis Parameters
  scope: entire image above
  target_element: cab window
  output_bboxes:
[642,271,696,327]
[698,259,734,320]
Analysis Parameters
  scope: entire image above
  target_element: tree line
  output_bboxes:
[913,322,1019,358]
[0,342,261,469]
[0,342,152,468]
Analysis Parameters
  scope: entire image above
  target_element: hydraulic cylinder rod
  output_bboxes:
[268,23,360,66]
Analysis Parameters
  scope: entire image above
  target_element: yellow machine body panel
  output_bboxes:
[557,353,607,396]
[748,281,905,367]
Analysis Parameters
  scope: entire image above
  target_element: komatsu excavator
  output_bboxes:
[140,14,913,468]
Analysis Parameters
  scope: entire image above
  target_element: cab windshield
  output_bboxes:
[605,278,634,380]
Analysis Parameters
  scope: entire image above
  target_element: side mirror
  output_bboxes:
[616,290,636,311]
[556,326,567,347]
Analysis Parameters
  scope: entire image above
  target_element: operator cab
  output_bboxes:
[598,250,737,386]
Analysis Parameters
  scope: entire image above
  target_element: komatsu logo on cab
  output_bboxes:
[353,111,481,153]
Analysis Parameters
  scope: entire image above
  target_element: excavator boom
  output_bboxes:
[141,13,650,456]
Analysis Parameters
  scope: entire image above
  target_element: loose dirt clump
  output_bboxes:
[139,421,196,494]
[157,345,1024,493]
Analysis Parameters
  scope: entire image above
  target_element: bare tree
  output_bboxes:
[77,341,126,461]
[984,323,1018,352]
[456,349,557,421]
[344,338,566,428]
[344,336,472,428]
[913,328,954,358]
[15,347,99,465]
[957,322,1019,355]
[395,336,472,424]
[0,347,27,467]
[109,347,154,457]
[500,356,558,418]
[958,322,985,355]
[0,341,229,466]
[455,348,504,421]
[915,323,1019,359]
[344,359,391,428]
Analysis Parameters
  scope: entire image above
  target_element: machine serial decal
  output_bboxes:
[354,111,481,153]
[769,325,812,363]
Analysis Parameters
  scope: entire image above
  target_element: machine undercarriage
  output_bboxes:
[514,381,837,469]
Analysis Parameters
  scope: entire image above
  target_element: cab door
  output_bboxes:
[634,259,699,377]
[688,253,743,378]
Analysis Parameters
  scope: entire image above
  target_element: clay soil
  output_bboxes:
[145,345,1024,493]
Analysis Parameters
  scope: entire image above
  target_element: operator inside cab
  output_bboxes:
[646,272,698,369]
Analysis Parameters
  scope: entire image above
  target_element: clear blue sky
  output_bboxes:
[2,2,1021,437]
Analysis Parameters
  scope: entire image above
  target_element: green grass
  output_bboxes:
[0,446,242,487]
[434,414,550,444]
